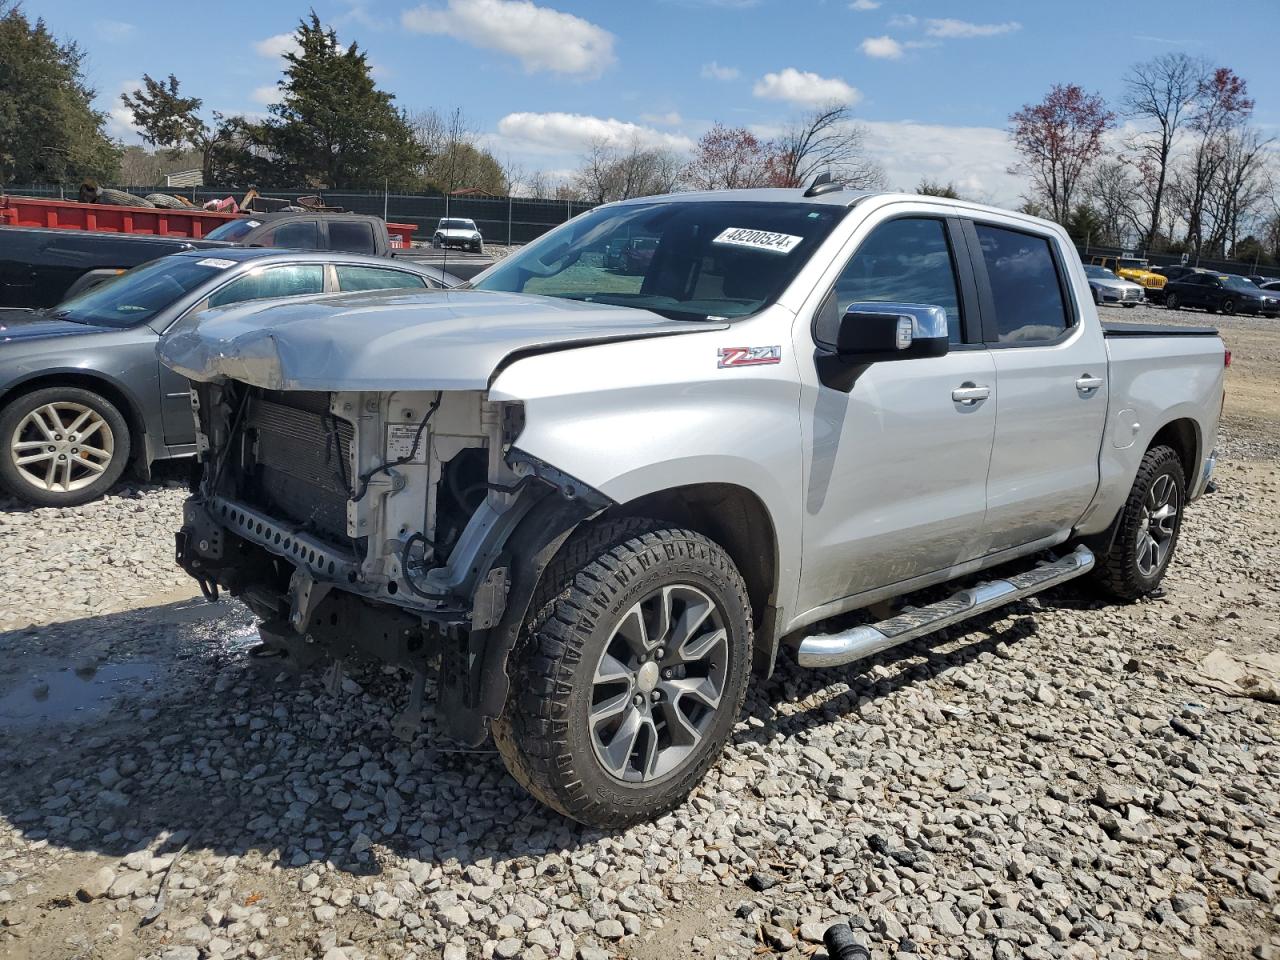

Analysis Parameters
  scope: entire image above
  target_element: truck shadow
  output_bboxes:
[0,584,1090,881]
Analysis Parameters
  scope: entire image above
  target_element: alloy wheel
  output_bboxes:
[10,401,114,493]
[1136,473,1179,577]
[589,584,728,783]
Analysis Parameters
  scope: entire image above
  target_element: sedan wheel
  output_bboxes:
[0,387,131,507]
[1166,292,1180,310]
[1222,298,1236,316]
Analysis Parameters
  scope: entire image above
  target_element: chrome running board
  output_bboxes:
[796,545,1095,669]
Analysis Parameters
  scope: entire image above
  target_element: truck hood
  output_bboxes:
[158,289,725,391]
[0,309,117,344]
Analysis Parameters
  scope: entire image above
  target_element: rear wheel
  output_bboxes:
[1093,444,1185,600]
[1165,292,1180,310]
[0,386,131,507]
[492,520,752,828]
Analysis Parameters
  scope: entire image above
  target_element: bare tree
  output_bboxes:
[764,103,886,189]
[573,136,682,204]
[1204,128,1275,257]
[1083,157,1142,247]
[681,124,770,190]
[408,107,501,193]
[1178,67,1254,257]
[1009,83,1114,225]
[1122,53,1208,248]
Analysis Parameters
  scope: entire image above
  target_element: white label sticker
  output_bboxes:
[197,257,236,269]
[386,424,426,461]
[712,227,803,255]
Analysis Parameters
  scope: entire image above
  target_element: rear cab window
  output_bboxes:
[974,223,1073,345]
[330,221,377,255]
[261,221,321,250]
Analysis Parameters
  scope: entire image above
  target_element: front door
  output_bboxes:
[795,214,997,616]
[967,220,1108,553]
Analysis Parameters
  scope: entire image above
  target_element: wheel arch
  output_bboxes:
[601,482,782,678]
[1148,417,1199,494]
[0,370,152,473]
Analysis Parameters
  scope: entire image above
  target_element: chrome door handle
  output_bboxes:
[951,384,991,405]
[1076,375,1104,394]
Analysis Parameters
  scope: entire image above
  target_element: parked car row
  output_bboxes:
[0,249,457,506]
[1163,271,1280,317]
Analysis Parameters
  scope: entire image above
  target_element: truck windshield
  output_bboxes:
[473,200,847,321]
[53,256,227,328]
[205,219,261,242]
[440,219,474,230]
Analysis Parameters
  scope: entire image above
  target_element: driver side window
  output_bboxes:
[827,218,963,344]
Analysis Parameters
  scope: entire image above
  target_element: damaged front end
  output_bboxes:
[175,382,609,743]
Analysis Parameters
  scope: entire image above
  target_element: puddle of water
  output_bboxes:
[0,662,164,727]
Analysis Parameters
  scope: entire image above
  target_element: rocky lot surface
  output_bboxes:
[0,304,1277,960]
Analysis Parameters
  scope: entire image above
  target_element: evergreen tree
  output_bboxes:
[252,13,421,188]
[0,2,119,184]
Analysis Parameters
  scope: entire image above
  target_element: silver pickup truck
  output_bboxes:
[161,182,1226,827]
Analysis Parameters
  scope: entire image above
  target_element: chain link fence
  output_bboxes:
[1075,240,1279,282]
[4,184,595,246]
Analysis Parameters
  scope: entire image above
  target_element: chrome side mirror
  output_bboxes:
[834,302,950,363]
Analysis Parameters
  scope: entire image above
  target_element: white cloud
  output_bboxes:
[701,61,741,81]
[494,112,694,155]
[849,0,880,9]
[861,35,903,59]
[251,84,282,106]
[888,13,917,27]
[753,68,861,108]
[640,111,683,126]
[402,0,614,77]
[106,79,144,140]
[924,18,1021,38]
[254,32,300,58]
[859,120,1022,205]
[96,20,136,42]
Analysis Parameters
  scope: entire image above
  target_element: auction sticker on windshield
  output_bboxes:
[196,258,236,269]
[712,228,803,255]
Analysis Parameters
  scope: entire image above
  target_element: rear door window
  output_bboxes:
[335,266,430,291]
[208,264,325,307]
[974,224,1072,344]
[329,221,377,255]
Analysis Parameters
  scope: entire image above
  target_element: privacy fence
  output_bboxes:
[4,184,596,246]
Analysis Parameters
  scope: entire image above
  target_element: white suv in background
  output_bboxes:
[432,218,483,253]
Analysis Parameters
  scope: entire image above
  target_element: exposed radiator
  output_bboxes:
[242,390,354,545]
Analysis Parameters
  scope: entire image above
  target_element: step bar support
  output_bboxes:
[796,545,1095,669]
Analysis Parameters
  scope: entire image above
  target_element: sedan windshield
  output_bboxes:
[473,200,848,321]
[54,256,227,328]
[1084,265,1117,279]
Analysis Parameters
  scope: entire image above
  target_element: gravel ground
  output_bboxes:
[0,304,1277,960]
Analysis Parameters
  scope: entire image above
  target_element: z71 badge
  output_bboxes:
[717,346,782,368]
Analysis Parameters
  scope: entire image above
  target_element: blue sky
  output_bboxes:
[32,0,1280,203]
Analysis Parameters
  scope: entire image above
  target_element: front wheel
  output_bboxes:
[1165,292,1180,310]
[493,520,752,828]
[1093,444,1185,600]
[1222,298,1236,315]
[0,386,131,507]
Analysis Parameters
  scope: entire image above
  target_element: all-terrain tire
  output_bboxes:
[0,386,132,507]
[97,188,154,208]
[492,519,753,828]
[1093,444,1186,600]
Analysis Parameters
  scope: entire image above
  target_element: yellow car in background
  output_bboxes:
[1090,256,1167,301]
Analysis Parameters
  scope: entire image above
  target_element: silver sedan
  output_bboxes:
[1084,264,1144,307]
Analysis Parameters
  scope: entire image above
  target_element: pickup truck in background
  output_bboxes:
[163,183,1225,828]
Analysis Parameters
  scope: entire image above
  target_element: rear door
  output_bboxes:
[966,219,1109,554]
